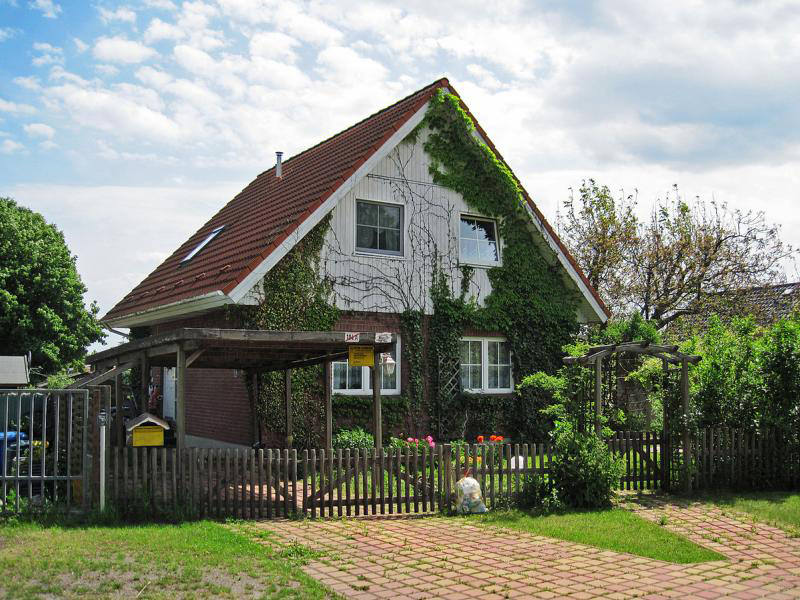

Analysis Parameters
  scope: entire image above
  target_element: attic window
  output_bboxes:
[180,226,224,265]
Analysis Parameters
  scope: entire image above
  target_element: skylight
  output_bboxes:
[180,226,224,265]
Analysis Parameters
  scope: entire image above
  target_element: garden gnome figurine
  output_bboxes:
[455,468,488,514]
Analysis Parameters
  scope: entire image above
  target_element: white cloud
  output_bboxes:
[143,17,185,43]
[1,139,24,154]
[93,37,157,64]
[95,64,120,76]
[32,42,64,66]
[249,31,300,63]
[39,140,58,150]
[73,37,88,53]
[28,0,61,19]
[134,66,173,89]
[142,0,176,9]
[98,6,136,24]
[23,122,55,138]
[14,76,40,91]
[0,27,19,42]
[0,98,36,114]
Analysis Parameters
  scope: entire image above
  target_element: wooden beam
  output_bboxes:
[372,349,382,449]
[681,357,691,494]
[114,371,124,447]
[176,344,186,450]
[140,352,149,411]
[251,371,260,446]
[324,361,332,451]
[70,362,135,388]
[284,369,293,448]
[185,348,206,368]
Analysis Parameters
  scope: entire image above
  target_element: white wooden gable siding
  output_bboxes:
[321,129,495,315]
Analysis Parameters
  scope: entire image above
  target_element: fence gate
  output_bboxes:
[0,389,93,513]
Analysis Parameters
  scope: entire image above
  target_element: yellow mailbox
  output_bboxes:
[126,413,170,447]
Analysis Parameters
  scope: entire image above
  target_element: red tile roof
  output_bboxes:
[104,77,609,324]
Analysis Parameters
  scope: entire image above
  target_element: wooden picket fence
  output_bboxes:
[106,435,672,518]
[690,427,796,491]
[608,431,665,491]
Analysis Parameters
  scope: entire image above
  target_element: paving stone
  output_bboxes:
[251,497,800,599]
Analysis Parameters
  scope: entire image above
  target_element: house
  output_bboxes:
[101,78,609,448]
[0,355,30,388]
[670,281,800,337]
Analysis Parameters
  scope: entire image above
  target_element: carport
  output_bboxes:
[82,328,395,450]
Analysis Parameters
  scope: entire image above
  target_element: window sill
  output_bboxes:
[353,251,406,261]
[458,260,502,269]
[332,389,401,396]
[462,389,514,395]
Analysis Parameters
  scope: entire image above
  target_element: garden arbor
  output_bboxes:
[564,342,701,492]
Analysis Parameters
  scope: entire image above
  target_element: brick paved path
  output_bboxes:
[253,498,800,599]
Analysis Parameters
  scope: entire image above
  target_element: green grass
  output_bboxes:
[703,491,800,535]
[474,509,725,563]
[0,519,335,599]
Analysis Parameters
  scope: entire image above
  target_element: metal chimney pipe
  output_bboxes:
[275,151,283,177]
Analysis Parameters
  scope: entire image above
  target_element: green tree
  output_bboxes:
[0,197,104,373]
[559,183,795,329]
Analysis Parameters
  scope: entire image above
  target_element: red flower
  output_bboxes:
[496,435,504,442]
[477,435,484,443]
[490,435,497,442]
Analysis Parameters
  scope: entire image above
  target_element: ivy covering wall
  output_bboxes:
[422,90,580,438]
[237,215,339,449]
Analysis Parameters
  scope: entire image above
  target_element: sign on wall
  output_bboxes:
[348,345,374,367]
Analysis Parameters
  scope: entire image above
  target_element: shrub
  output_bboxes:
[548,421,624,509]
[331,427,374,449]
[514,474,563,512]
[515,372,565,440]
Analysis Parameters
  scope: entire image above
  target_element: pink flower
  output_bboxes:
[429,441,436,448]
[426,435,433,442]
[407,437,414,443]
[413,438,419,443]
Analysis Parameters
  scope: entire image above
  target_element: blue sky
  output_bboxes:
[2,0,800,348]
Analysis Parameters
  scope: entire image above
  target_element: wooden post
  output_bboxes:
[251,371,260,445]
[324,361,332,450]
[681,357,691,494]
[594,357,602,436]
[140,352,149,412]
[176,344,186,450]
[372,349,382,449]
[661,358,670,492]
[284,369,293,448]
[114,370,124,447]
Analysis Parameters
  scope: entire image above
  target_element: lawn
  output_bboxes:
[474,508,725,563]
[704,491,800,535]
[0,518,335,599]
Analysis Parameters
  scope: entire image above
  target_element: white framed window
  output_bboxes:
[460,337,513,393]
[332,337,401,395]
[459,215,500,266]
[355,200,403,256]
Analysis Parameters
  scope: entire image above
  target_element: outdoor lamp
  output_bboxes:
[381,352,396,375]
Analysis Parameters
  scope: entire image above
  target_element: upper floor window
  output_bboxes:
[356,200,403,256]
[332,337,401,395]
[460,337,512,393]
[459,216,499,266]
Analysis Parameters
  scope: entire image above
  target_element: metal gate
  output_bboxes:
[0,389,92,513]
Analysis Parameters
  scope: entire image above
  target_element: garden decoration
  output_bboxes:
[455,467,488,514]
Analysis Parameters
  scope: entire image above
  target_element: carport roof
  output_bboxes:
[86,328,395,372]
